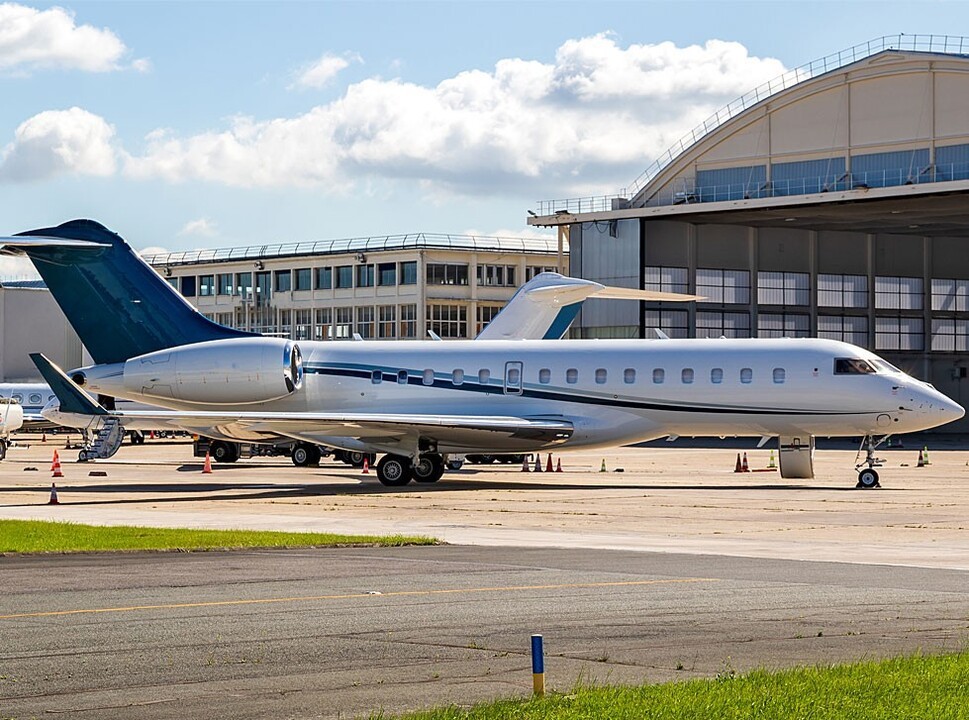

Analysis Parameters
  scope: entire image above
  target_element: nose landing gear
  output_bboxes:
[855,435,889,488]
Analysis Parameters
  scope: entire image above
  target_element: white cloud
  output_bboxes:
[0,107,117,181]
[292,52,361,89]
[138,245,171,258]
[0,3,135,73]
[177,218,218,237]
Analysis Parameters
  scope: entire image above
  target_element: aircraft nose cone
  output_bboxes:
[942,395,966,421]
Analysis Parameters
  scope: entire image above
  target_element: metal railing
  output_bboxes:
[536,34,969,216]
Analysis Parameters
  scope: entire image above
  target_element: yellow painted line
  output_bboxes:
[0,577,716,620]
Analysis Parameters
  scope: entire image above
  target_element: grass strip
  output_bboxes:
[390,651,969,720]
[0,519,437,553]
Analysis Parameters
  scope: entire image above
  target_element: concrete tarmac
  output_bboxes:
[1,436,968,718]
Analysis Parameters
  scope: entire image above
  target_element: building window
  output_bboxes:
[875,317,924,351]
[818,315,868,346]
[426,304,467,338]
[818,274,868,308]
[254,271,271,306]
[758,271,809,306]
[539,368,551,384]
[295,309,312,340]
[875,276,923,310]
[566,368,578,384]
[477,264,517,287]
[166,277,179,291]
[356,264,375,288]
[199,274,215,297]
[681,368,694,384]
[294,268,312,291]
[526,266,557,281]
[400,261,418,285]
[476,304,504,335]
[931,278,969,311]
[623,368,636,384]
[181,276,196,297]
[315,266,332,290]
[595,368,607,384]
[356,306,374,338]
[652,368,665,384]
[426,263,469,286]
[696,311,750,339]
[931,318,969,351]
[378,305,396,338]
[235,272,252,297]
[643,310,689,339]
[334,307,352,339]
[315,308,332,340]
[217,273,233,295]
[740,368,753,384]
[644,266,688,294]
[758,313,810,338]
[400,304,417,338]
[711,368,723,384]
[696,268,750,304]
[278,309,292,337]
[336,266,353,289]
[378,262,396,286]
[274,270,292,293]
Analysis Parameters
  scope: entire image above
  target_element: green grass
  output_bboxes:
[389,651,969,720]
[0,519,437,553]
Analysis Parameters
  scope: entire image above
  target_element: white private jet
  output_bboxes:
[7,220,965,489]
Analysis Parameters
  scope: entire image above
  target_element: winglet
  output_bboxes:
[29,353,108,416]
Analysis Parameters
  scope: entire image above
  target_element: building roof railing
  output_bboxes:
[535,34,969,215]
[143,231,564,267]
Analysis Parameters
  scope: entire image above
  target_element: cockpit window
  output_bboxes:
[834,358,876,375]
[872,358,903,375]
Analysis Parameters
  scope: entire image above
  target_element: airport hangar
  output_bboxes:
[529,35,969,433]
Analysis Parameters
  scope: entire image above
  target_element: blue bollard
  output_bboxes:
[531,634,545,696]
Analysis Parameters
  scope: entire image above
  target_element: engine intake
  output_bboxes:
[123,337,304,405]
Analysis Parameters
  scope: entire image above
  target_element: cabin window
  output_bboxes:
[28,393,42,404]
[652,369,665,384]
[740,368,753,384]
[371,370,382,384]
[566,368,578,384]
[452,369,464,386]
[539,368,551,384]
[397,370,408,385]
[423,369,435,385]
[681,368,694,384]
[773,368,786,384]
[711,368,723,384]
[507,367,521,386]
[595,368,607,384]
[623,368,636,384]
[478,368,491,384]
[12,394,22,403]
[834,358,876,375]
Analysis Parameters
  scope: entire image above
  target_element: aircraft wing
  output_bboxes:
[31,353,573,452]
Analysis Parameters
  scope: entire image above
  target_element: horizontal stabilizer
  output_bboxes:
[29,353,108,417]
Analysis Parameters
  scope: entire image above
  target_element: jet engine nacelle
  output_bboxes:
[121,337,304,405]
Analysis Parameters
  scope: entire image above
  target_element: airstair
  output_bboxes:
[78,417,125,461]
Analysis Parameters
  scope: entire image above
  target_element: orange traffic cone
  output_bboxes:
[149,430,155,440]
[555,458,563,473]
[362,456,370,474]
[202,451,213,474]
[521,456,530,472]
[734,453,743,473]
[917,449,925,468]
[534,454,542,472]
[41,432,46,442]
[51,450,63,478]
[546,453,553,472]
[741,452,750,473]
[48,482,59,504]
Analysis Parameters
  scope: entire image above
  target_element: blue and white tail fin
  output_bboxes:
[2,220,253,364]
[475,272,701,340]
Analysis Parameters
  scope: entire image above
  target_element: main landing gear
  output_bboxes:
[855,435,888,489]
[375,453,446,487]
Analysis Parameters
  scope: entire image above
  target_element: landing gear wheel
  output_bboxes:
[857,468,880,489]
[345,451,377,468]
[291,443,322,467]
[376,455,412,486]
[447,458,464,471]
[210,441,239,464]
[0,439,7,461]
[412,454,445,483]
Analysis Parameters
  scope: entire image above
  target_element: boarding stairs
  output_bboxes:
[78,416,125,461]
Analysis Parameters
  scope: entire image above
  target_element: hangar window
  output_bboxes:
[652,369,665,384]
[452,369,464,386]
[740,368,753,384]
[771,157,847,195]
[818,274,867,308]
[875,317,923,351]
[758,313,810,339]
[875,276,922,310]
[371,370,382,384]
[818,316,868,346]
[931,319,969,352]
[398,370,408,385]
[696,311,751,339]
[935,143,969,181]
[931,278,969,312]
[644,266,688,294]
[623,368,636,384]
[539,368,551,384]
[423,369,435,385]
[834,358,876,375]
[711,368,723,384]
[595,368,607,384]
[696,269,750,304]
[644,310,689,339]
[850,148,929,188]
[773,368,786,384]
[695,165,766,202]
[566,368,578,384]
[478,368,491,385]
[315,266,333,290]
[681,368,694,384]
[758,272,809,306]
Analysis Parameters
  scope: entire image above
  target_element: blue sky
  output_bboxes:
[2,0,968,264]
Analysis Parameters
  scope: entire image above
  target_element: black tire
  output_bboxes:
[291,443,312,467]
[0,440,6,461]
[211,441,239,464]
[376,455,412,486]
[857,468,879,489]
[345,451,376,468]
[447,458,464,471]
[305,445,322,465]
[412,454,445,483]
[129,431,145,445]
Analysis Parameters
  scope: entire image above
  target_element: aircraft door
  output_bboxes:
[504,361,523,395]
